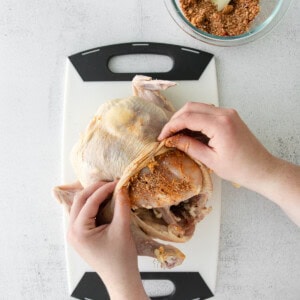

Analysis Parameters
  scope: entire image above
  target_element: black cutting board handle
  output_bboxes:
[69,42,213,81]
[71,272,214,299]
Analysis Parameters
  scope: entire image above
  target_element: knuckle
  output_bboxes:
[225,108,238,117]
[217,114,236,134]
[184,101,196,111]
[219,114,232,126]
[181,111,192,120]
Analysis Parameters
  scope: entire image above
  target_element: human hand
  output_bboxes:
[158,102,275,191]
[67,181,148,299]
[159,102,300,226]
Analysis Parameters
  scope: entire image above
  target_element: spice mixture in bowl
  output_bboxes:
[180,0,260,36]
[165,0,293,46]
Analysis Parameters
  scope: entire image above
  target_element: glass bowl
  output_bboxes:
[164,0,293,46]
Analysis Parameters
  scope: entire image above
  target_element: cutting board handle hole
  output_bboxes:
[108,54,174,74]
[142,279,175,298]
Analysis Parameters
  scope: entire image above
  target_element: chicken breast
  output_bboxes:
[53,75,212,268]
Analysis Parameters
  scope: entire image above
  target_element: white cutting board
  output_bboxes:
[61,46,221,296]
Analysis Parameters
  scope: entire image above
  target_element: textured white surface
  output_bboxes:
[0,1,299,299]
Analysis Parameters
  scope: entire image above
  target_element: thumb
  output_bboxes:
[165,134,215,168]
[112,187,131,229]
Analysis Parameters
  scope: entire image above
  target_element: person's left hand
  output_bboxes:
[67,181,148,299]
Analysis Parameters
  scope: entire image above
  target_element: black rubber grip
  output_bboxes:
[71,272,214,299]
[69,42,213,81]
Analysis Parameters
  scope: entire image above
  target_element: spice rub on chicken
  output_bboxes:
[129,150,202,209]
[53,75,213,268]
[129,149,212,242]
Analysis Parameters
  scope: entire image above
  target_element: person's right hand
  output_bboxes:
[158,102,300,226]
[158,102,275,191]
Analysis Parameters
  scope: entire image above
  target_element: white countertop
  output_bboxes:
[0,1,299,299]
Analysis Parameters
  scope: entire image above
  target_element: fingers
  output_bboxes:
[76,181,118,226]
[159,112,217,141]
[165,135,215,167]
[112,187,131,229]
[170,102,219,120]
[158,102,234,141]
[69,181,108,223]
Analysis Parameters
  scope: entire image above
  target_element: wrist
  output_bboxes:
[235,150,276,192]
[108,280,148,300]
[98,269,148,300]
[245,154,285,205]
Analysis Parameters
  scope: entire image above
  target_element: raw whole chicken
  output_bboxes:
[53,75,213,269]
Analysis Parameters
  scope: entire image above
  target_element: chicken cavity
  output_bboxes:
[128,149,203,209]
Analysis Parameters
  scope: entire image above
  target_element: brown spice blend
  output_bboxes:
[180,0,260,36]
[129,150,194,208]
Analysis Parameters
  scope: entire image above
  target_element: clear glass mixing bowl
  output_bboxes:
[164,0,293,46]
